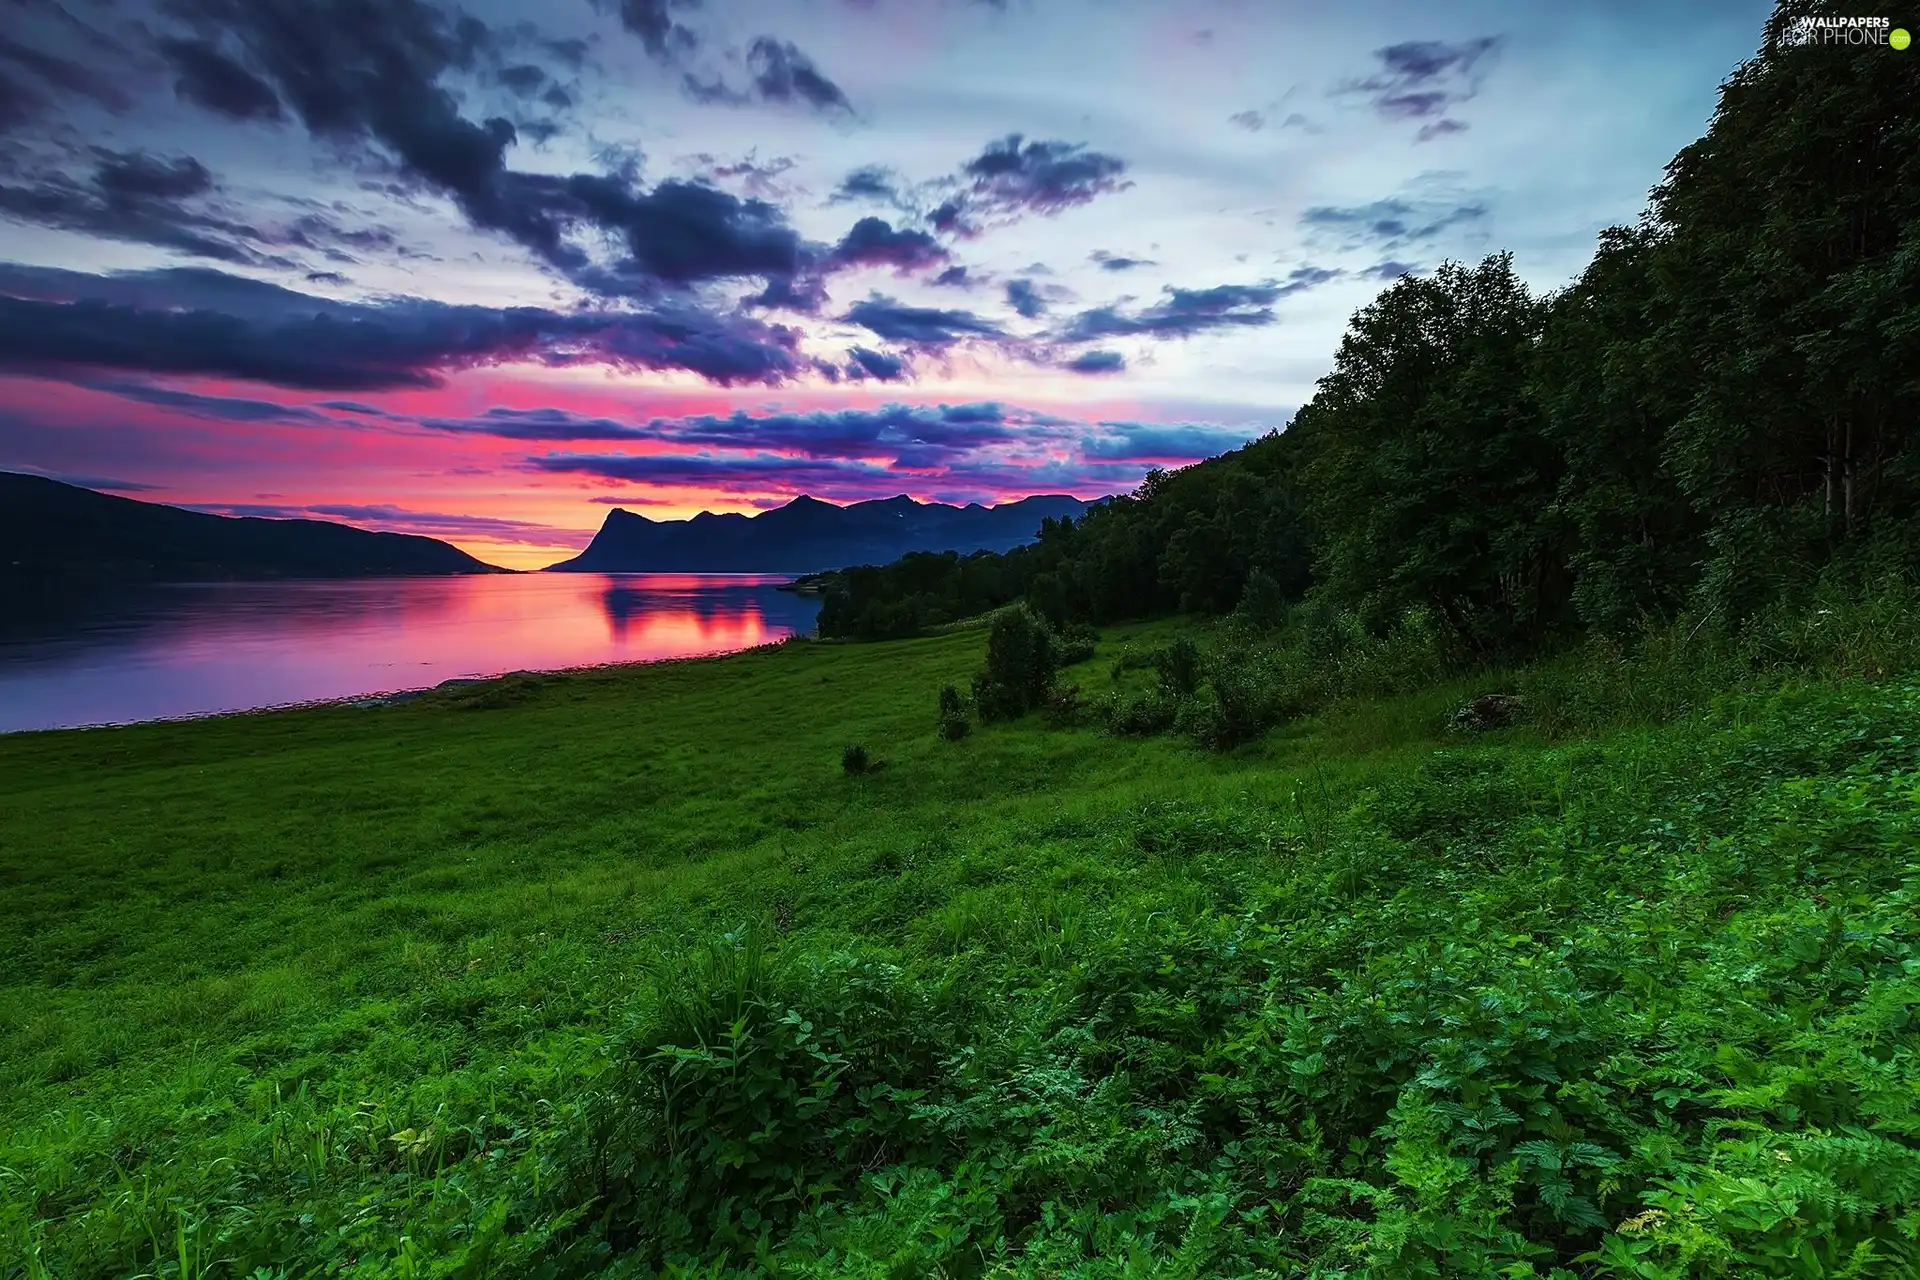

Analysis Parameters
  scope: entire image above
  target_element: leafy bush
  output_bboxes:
[1104,690,1179,736]
[1152,635,1201,700]
[971,604,1061,722]
[841,743,870,775]
[1194,646,1291,750]
[1234,566,1290,628]
[1040,682,1087,728]
[1058,621,1100,666]
[935,684,971,740]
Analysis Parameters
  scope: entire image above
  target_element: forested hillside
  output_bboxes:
[816,10,1919,651]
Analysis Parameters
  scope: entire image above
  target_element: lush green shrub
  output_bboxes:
[1195,647,1290,750]
[1152,635,1201,700]
[1234,566,1290,628]
[1058,621,1100,666]
[971,604,1061,722]
[935,685,972,741]
[1040,682,1087,728]
[841,743,870,775]
[1104,690,1179,736]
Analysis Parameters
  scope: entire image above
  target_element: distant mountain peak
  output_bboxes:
[548,489,1097,573]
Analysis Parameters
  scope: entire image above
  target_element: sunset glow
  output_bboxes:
[0,0,1764,567]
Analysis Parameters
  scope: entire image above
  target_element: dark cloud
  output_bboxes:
[305,270,349,284]
[528,445,1144,506]
[935,134,1131,234]
[430,401,1167,504]
[0,146,403,270]
[154,0,817,295]
[542,37,591,70]
[496,63,548,96]
[1005,278,1047,319]
[638,402,1019,459]
[745,272,830,313]
[702,152,799,199]
[94,153,214,203]
[1338,37,1501,139]
[931,265,970,288]
[829,164,902,205]
[0,264,806,391]
[75,377,332,424]
[1416,118,1469,142]
[682,38,851,115]
[415,406,641,440]
[845,346,908,381]
[564,176,808,289]
[1275,265,1343,295]
[1065,349,1125,375]
[0,68,41,133]
[0,150,290,267]
[1058,282,1285,341]
[597,0,701,58]
[515,401,1084,497]
[744,38,851,113]
[827,216,949,275]
[963,135,1130,213]
[1360,260,1421,280]
[529,449,897,494]
[163,0,579,269]
[1299,196,1488,249]
[0,30,132,117]
[1229,110,1265,131]
[842,294,1006,346]
[1090,250,1155,272]
[157,37,285,121]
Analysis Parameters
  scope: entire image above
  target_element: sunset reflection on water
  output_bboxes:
[0,573,821,732]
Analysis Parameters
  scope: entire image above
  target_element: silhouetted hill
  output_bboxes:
[0,472,504,581]
[546,493,1093,573]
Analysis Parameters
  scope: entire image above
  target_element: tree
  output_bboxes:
[1295,254,1570,656]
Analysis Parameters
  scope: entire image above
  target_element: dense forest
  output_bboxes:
[816,8,1919,656]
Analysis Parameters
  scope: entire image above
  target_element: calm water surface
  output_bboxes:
[0,573,821,733]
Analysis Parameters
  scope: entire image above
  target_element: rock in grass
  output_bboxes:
[1449,693,1524,732]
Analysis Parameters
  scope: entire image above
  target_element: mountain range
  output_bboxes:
[546,493,1093,574]
[0,472,502,581]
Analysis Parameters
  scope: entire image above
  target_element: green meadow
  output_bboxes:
[3,607,1917,1278]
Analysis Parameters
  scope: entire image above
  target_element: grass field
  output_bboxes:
[3,620,1917,1278]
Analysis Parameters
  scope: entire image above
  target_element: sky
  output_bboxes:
[0,0,1772,568]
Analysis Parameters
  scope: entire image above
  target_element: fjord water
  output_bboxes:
[0,573,821,733]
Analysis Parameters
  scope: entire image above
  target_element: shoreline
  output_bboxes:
[0,632,825,737]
